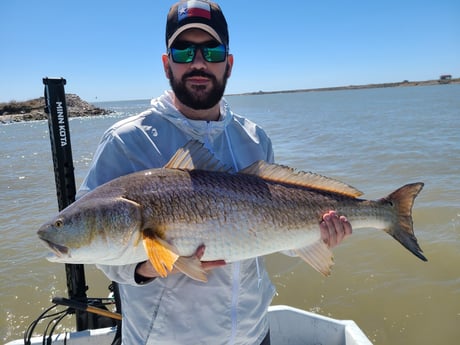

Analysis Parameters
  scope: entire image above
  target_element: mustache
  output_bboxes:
[183,70,216,80]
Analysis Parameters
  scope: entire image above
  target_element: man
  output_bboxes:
[78,1,351,344]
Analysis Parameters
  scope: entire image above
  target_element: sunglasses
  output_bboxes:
[168,41,227,64]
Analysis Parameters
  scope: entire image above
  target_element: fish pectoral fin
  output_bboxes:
[294,240,334,276]
[174,255,208,283]
[142,235,208,282]
[142,236,179,278]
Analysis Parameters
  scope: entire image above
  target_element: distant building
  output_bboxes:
[439,74,452,83]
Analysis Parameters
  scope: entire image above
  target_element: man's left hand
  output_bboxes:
[320,211,352,248]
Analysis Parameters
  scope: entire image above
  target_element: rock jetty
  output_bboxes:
[0,94,112,123]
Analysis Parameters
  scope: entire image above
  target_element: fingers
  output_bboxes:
[195,244,226,271]
[340,215,352,237]
[194,244,206,259]
[201,259,226,271]
[320,211,352,248]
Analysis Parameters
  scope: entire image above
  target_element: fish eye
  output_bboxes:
[54,219,64,228]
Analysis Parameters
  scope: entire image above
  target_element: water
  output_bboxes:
[1,84,459,344]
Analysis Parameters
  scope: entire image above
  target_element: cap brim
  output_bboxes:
[167,23,223,48]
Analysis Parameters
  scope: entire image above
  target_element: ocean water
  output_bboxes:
[1,84,459,344]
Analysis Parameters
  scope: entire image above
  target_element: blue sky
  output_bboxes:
[1,0,459,102]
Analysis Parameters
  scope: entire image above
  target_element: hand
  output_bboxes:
[320,211,352,248]
[136,244,226,279]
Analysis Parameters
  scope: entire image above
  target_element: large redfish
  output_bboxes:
[38,141,427,282]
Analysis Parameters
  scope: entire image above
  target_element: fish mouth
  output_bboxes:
[41,239,69,257]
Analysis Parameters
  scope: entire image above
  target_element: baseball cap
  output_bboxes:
[166,0,229,48]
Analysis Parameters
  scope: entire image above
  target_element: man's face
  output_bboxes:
[163,29,233,110]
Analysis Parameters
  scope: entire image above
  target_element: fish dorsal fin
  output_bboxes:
[240,161,363,198]
[164,140,233,173]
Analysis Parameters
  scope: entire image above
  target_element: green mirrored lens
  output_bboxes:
[171,47,195,63]
[170,43,226,63]
[203,45,226,62]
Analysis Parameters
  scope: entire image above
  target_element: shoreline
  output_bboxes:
[1,78,458,123]
[228,78,460,96]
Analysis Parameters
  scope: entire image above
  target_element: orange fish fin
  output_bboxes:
[165,140,233,172]
[241,161,362,198]
[142,236,179,278]
[174,256,208,282]
[294,241,334,276]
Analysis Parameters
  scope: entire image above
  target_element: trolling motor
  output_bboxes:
[23,78,121,344]
[43,77,90,330]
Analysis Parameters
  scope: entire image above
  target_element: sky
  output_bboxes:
[1,0,459,103]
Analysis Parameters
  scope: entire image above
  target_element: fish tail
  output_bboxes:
[382,182,427,261]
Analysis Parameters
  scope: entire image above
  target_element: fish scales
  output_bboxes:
[37,140,427,282]
[131,170,385,261]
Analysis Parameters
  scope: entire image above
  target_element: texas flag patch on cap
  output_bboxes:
[178,0,211,21]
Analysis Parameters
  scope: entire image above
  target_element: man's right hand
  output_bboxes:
[135,245,226,281]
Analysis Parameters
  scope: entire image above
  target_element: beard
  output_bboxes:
[168,65,229,110]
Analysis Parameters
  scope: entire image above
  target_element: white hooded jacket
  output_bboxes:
[78,91,276,345]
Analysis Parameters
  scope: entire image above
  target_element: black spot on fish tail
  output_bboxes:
[382,182,427,261]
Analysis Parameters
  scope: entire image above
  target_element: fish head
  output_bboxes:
[37,196,143,264]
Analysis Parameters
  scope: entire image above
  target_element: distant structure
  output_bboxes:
[439,74,452,84]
